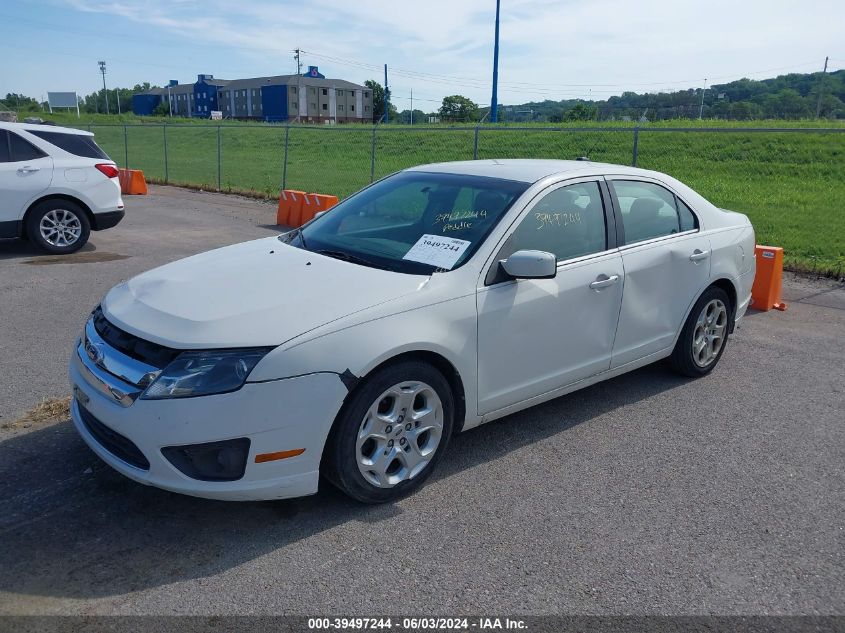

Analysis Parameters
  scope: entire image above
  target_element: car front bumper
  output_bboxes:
[69,344,348,501]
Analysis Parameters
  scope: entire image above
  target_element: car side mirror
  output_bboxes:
[314,210,327,220]
[500,250,557,280]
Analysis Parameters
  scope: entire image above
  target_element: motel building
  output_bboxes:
[132,67,373,123]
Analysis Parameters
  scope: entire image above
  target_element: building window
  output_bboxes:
[337,89,344,96]
[350,105,355,112]
[338,104,344,111]
[322,103,328,110]
[322,88,327,96]
[349,90,355,97]
[291,101,297,109]
[364,91,370,98]
[291,86,297,94]
[365,105,370,112]
[311,102,316,109]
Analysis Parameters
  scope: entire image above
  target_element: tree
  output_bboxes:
[2,93,42,112]
[153,101,171,117]
[396,109,429,124]
[563,102,597,121]
[439,95,479,122]
[364,79,397,123]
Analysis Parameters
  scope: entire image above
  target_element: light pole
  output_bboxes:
[490,0,501,123]
[698,78,707,120]
[98,61,109,114]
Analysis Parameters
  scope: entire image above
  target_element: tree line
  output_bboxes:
[3,70,842,122]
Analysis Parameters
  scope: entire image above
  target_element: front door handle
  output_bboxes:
[17,165,40,174]
[589,274,620,290]
[689,249,710,262]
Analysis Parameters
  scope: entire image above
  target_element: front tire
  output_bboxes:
[323,361,454,503]
[27,200,90,254]
[670,286,731,377]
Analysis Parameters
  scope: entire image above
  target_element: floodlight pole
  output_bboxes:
[490,0,501,123]
[815,56,829,118]
[698,78,707,120]
[384,64,390,124]
[99,61,109,114]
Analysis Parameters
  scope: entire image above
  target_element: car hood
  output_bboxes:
[102,237,428,349]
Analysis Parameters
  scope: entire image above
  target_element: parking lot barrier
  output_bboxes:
[301,193,339,224]
[117,169,148,195]
[276,189,306,227]
[751,245,788,311]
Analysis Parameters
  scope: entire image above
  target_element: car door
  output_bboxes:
[0,130,53,232]
[476,179,624,415]
[607,177,711,368]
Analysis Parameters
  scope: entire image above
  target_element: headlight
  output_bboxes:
[140,348,273,400]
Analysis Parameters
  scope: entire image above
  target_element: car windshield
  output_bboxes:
[282,171,529,274]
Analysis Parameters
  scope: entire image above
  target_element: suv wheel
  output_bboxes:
[27,200,90,254]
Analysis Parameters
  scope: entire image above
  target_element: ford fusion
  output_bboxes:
[70,160,755,503]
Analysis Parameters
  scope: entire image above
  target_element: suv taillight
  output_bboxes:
[95,164,119,179]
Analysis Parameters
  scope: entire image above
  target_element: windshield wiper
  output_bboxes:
[316,249,391,270]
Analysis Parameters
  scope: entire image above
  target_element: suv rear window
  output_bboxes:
[27,130,110,159]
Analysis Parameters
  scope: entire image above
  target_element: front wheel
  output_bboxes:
[670,286,732,377]
[323,361,454,503]
[27,200,90,254]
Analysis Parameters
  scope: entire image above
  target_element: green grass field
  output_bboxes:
[45,113,844,276]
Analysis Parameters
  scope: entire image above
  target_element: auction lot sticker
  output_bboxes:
[403,234,471,269]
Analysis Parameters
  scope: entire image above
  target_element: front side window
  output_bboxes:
[28,130,110,159]
[288,171,528,274]
[8,132,47,162]
[502,181,607,262]
[611,180,698,244]
[0,131,10,162]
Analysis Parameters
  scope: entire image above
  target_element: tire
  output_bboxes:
[670,286,732,377]
[323,361,454,503]
[26,200,90,254]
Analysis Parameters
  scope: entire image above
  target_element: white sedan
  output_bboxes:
[69,160,755,503]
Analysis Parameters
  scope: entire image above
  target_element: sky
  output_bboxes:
[1,0,843,112]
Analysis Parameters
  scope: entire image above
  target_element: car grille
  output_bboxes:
[92,306,179,369]
[78,403,150,470]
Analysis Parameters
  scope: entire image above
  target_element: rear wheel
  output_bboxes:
[27,200,90,254]
[670,286,731,377]
[323,361,454,503]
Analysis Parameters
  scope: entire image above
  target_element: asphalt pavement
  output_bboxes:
[0,186,842,616]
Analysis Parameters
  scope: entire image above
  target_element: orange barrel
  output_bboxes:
[751,245,787,311]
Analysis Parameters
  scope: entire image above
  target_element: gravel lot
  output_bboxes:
[0,186,842,616]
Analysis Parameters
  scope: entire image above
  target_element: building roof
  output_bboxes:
[137,74,367,96]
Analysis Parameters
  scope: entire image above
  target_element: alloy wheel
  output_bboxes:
[692,298,728,367]
[39,209,82,248]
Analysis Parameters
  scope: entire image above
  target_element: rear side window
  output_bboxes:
[8,132,47,162]
[611,180,698,245]
[0,131,10,162]
[27,130,110,159]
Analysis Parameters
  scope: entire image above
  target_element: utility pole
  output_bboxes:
[384,64,390,124]
[815,56,829,119]
[698,77,707,120]
[116,88,121,115]
[294,48,302,123]
[98,61,109,114]
[410,88,413,125]
[490,0,501,123]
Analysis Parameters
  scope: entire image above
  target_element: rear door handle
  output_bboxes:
[589,274,620,290]
[689,249,710,262]
[17,165,40,173]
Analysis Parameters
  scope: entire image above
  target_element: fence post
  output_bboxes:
[217,125,222,191]
[473,126,479,160]
[631,126,640,167]
[87,123,92,132]
[282,125,290,190]
[163,125,169,183]
[123,124,128,169]
[370,126,377,183]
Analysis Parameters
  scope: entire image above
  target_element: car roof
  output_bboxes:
[0,121,94,137]
[407,159,661,184]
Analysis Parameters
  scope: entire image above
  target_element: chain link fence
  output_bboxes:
[78,123,845,275]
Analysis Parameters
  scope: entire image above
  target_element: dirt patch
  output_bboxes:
[2,396,71,431]
[23,252,130,265]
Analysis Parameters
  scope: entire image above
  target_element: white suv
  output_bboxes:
[0,122,124,254]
